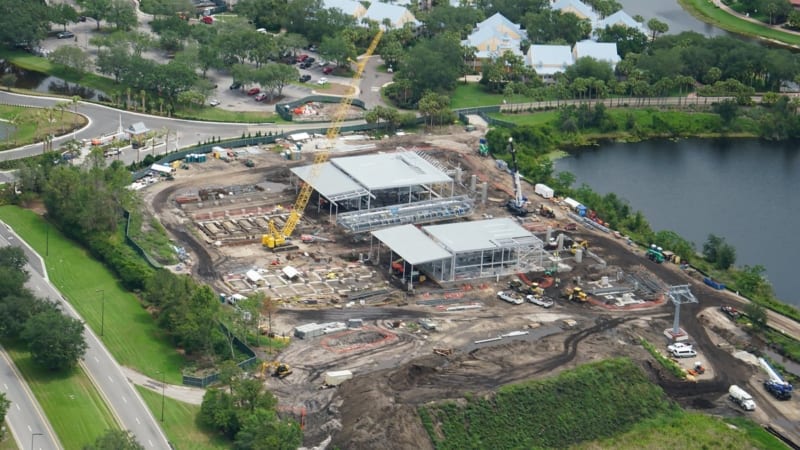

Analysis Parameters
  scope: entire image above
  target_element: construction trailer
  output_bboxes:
[371,218,546,288]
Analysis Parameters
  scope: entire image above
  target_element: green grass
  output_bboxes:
[0,48,119,97]
[172,106,283,124]
[640,338,687,379]
[0,206,185,384]
[0,425,19,450]
[126,211,178,266]
[136,387,227,450]
[679,0,800,47]
[450,83,531,109]
[571,411,785,449]
[3,344,117,449]
[421,358,677,449]
[0,105,85,151]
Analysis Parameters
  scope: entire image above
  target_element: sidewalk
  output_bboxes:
[122,367,205,405]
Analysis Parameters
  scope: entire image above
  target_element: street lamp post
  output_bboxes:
[45,220,49,257]
[159,371,166,422]
[95,289,105,336]
[31,432,43,450]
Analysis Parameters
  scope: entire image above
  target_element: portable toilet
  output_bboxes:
[198,154,207,163]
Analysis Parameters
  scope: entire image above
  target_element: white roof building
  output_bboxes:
[573,40,621,69]
[322,0,367,18]
[527,45,573,79]
[362,2,419,29]
[596,10,646,34]
[462,13,526,61]
[551,0,599,24]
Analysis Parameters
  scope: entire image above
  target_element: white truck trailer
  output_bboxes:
[728,385,756,411]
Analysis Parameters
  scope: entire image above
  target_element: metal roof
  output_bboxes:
[372,225,452,265]
[423,218,537,253]
[331,152,452,191]
[290,162,370,202]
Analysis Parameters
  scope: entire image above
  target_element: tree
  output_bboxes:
[647,18,669,41]
[745,302,768,330]
[0,1,49,47]
[77,0,112,30]
[396,34,464,100]
[0,392,9,439]
[50,3,80,31]
[734,265,773,298]
[713,99,739,126]
[199,389,240,439]
[107,0,137,30]
[234,408,302,450]
[83,429,143,450]
[703,234,736,270]
[0,246,27,272]
[418,91,453,126]
[319,35,357,69]
[22,308,88,371]
[48,46,91,75]
[596,24,648,58]
[0,73,16,92]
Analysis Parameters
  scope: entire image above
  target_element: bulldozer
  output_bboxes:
[259,361,293,379]
[563,286,587,302]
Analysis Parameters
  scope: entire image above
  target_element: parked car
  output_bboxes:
[78,15,87,22]
[201,15,214,24]
[671,348,697,358]
[247,87,261,96]
[208,98,220,107]
[298,74,311,83]
[317,77,328,85]
[57,31,74,39]
[667,342,693,353]
[254,92,267,101]
[322,66,334,75]
[229,82,242,90]
[300,61,312,69]
[527,295,554,308]
[295,54,309,63]
[306,57,316,63]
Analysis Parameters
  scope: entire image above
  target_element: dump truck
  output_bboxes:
[729,385,756,411]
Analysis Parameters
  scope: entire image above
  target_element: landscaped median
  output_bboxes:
[136,387,226,450]
[3,344,117,449]
[0,206,185,384]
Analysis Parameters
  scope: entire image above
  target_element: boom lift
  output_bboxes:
[505,137,529,217]
[262,31,384,249]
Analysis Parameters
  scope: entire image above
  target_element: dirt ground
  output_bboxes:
[138,128,800,450]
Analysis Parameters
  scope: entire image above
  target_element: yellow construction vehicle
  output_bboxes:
[563,286,587,302]
[262,31,384,249]
[570,240,589,255]
[259,361,293,379]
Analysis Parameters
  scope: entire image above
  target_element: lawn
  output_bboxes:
[450,83,530,109]
[173,106,283,124]
[0,426,18,450]
[678,0,800,47]
[0,105,85,151]
[0,206,185,384]
[3,344,117,450]
[136,387,227,450]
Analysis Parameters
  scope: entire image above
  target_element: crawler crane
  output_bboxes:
[505,137,529,217]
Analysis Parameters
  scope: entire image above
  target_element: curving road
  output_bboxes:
[0,232,60,450]
[0,222,170,449]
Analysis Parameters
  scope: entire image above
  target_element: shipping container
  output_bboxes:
[534,183,554,199]
[324,370,353,386]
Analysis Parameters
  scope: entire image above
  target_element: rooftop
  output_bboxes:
[372,225,452,265]
[528,45,573,74]
[423,218,536,253]
[330,151,452,191]
[290,162,369,202]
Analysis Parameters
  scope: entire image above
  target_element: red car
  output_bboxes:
[201,15,214,24]
[295,54,309,63]
[322,66,334,75]
[247,87,260,96]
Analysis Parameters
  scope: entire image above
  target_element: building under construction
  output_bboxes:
[371,218,546,286]
[289,150,474,232]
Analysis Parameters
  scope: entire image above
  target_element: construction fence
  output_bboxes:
[182,323,258,388]
[276,95,367,121]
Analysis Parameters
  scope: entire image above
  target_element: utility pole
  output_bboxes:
[95,289,105,336]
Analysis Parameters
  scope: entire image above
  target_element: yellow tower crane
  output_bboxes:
[262,31,384,249]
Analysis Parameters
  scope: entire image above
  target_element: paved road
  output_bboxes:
[0,231,60,450]
[0,222,170,449]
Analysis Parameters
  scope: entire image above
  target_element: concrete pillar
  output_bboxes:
[470,174,477,192]
[455,167,463,184]
[480,182,488,205]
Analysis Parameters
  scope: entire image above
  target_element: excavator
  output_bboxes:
[563,286,587,302]
[261,31,384,249]
[537,204,556,219]
[505,137,529,217]
[259,361,292,379]
[570,239,589,255]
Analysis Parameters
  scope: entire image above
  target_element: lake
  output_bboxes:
[554,139,800,307]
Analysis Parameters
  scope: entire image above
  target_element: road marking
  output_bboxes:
[148,440,153,448]
[15,404,20,410]
[108,375,114,382]
[27,425,31,432]
[2,383,7,390]
[94,356,99,363]
[135,417,141,424]
[122,396,127,403]
[371,87,380,92]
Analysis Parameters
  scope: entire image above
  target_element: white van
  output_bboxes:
[671,348,697,358]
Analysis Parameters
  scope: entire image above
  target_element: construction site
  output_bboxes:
[140,121,800,448]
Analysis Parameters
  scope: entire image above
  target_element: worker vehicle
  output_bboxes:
[497,291,524,305]
[243,159,255,167]
[688,361,706,376]
[261,31,383,249]
[527,295,554,308]
[570,240,589,255]
[478,138,489,156]
[729,385,756,411]
[759,357,793,400]
[537,204,556,218]
[563,287,587,302]
[505,137,529,217]
[646,244,665,263]
[671,348,697,358]
[721,305,741,320]
[260,361,292,379]
[667,342,693,353]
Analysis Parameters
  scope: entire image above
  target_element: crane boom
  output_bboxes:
[506,137,528,216]
[263,31,384,248]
